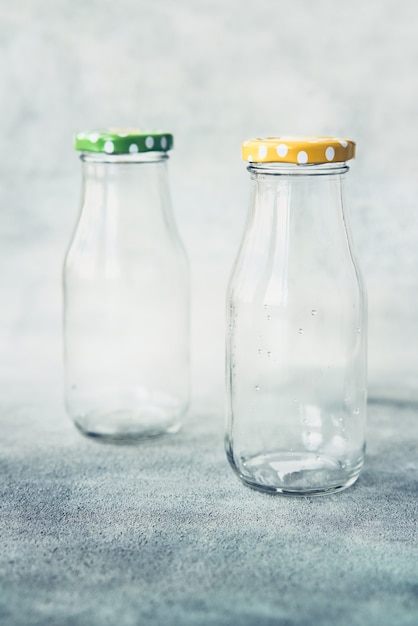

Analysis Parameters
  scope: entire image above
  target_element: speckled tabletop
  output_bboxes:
[1,384,417,626]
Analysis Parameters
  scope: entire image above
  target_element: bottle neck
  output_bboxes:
[237,161,355,302]
[79,151,174,236]
[247,161,349,177]
[80,151,169,166]
[246,161,349,218]
[80,152,170,200]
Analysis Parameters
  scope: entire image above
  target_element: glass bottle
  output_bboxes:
[226,137,367,496]
[64,129,190,440]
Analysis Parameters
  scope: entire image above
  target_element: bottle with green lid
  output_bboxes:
[64,129,190,440]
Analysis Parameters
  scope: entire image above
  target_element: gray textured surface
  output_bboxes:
[1,387,418,626]
[1,2,418,625]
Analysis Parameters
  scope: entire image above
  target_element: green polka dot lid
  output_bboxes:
[74,129,173,154]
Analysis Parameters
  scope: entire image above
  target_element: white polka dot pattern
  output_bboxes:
[242,136,355,164]
[258,145,267,159]
[74,130,173,154]
[104,141,114,154]
[325,147,335,161]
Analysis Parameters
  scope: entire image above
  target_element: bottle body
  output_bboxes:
[226,162,367,495]
[64,152,190,440]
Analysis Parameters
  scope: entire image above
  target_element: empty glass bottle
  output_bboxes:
[226,137,367,495]
[64,129,190,440]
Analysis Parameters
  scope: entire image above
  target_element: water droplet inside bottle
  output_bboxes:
[258,349,262,356]
[255,385,260,392]
[315,455,320,462]
[267,315,271,321]
[357,327,361,334]
[298,328,304,334]
[311,309,317,316]
[264,304,268,310]
[353,407,360,415]
[267,351,271,357]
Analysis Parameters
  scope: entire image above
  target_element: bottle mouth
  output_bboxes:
[247,162,349,177]
[80,151,169,164]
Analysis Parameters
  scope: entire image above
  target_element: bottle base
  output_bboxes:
[226,448,363,497]
[72,408,183,443]
[67,387,188,442]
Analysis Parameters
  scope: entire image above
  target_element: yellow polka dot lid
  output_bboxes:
[242,136,355,164]
[74,128,173,154]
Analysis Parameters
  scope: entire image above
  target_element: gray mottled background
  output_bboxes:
[1,0,418,405]
[1,2,418,625]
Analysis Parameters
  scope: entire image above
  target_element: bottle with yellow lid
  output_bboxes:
[225,137,367,496]
[63,129,190,440]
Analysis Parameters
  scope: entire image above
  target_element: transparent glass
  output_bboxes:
[226,162,367,496]
[63,152,190,440]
